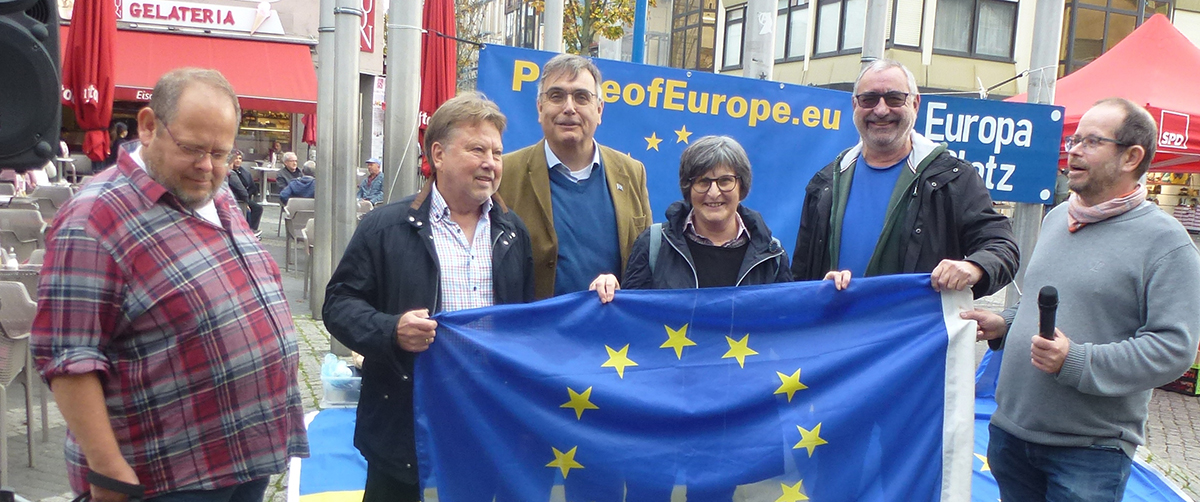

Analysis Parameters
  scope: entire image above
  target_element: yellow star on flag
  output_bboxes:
[601,344,638,378]
[546,446,584,478]
[722,334,758,368]
[974,453,990,472]
[793,423,828,457]
[674,125,693,144]
[774,369,809,402]
[660,324,696,359]
[560,387,600,420]
[645,132,662,151]
[776,480,810,501]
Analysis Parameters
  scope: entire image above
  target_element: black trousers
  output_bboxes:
[362,463,420,502]
[245,200,263,230]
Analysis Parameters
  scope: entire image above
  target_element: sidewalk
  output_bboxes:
[7,204,1200,501]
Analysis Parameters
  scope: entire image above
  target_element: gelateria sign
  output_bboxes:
[59,0,286,36]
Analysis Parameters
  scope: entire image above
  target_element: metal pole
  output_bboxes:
[332,0,362,273]
[743,0,776,80]
[1007,0,1065,306]
[544,0,563,52]
[861,0,888,70]
[631,0,648,63]
[383,0,422,203]
[312,0,335,320]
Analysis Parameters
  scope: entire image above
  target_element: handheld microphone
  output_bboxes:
[1038,286,1058,340]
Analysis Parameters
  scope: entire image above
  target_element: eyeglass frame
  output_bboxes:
[689,175,741,194]
[159,121,233,167]
[854,91,912,108]
[1063,134,1131,152]
[540,88,599,106]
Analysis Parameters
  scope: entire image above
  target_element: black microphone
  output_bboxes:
[1038,286,1058,340]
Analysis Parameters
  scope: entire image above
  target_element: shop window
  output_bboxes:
[1059,0,1172,75]
[238,111,292,162]
[723,7,745,69]
[933,0,1018,60]
[813,0,865,56]
[670,0,719,71]
[776,0,809,62]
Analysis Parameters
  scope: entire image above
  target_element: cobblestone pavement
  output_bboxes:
[7,206,1199,501]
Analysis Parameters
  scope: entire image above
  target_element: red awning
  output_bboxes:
[60,26,317,114]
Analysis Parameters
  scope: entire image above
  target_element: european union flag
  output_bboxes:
[414,275,976,501]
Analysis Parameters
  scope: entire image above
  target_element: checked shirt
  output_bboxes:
[32,148,308,497]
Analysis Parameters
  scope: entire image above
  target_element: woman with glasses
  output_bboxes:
[590,135,791,302]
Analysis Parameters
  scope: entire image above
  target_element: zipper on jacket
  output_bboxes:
[661,234,701,288]
[736,248,785,286]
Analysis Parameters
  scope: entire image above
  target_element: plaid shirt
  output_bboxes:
[32,148,308,497]
[429,184,494,312]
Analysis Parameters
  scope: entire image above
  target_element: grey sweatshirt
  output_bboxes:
[991,201,1200,457]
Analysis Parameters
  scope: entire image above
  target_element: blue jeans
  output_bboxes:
[146,478,270,502]
[988,424,1132,502]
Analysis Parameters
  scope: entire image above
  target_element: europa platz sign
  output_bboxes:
[916,95,1065,205]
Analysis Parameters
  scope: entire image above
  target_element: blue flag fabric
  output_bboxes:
[413,275,977,501]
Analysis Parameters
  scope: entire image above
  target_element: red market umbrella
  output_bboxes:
[62,0,117,162]
[419,0,457,178]
[302,113,317,146]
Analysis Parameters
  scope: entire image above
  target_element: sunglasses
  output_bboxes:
[854,91,911,108]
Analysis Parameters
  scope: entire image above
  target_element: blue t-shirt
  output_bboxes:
[837,154,907,277]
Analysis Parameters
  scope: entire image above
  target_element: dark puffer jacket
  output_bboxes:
[623,200,792,289]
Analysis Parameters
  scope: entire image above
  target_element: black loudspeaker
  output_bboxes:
[0,0,60,172]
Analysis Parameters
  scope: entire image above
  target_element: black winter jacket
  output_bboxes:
[623,201,792,289]
[792,140,1018,299]
[322,185,534,484]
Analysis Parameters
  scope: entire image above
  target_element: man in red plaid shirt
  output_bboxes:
[32,68,307,502]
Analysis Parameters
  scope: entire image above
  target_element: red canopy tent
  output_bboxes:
[62,0,117,162]
[418,0,457,178]
[1007,14,1200,172]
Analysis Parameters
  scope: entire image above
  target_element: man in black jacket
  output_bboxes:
[323,93,534,502]
[227,150,262,232]
[792,59,1017,299]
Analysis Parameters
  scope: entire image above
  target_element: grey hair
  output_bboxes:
[853,59,920,96]
[1095,97,1158,176]
[148,68,240,125]
[302,160,316,176]
[537,54,603,99]
[283,152,298,162]
[678,135,752,200]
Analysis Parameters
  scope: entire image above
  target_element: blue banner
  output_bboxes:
[412,275,976,501]
[476,46,1066,253]
[915,95,1065,204]
[477,44,858,251]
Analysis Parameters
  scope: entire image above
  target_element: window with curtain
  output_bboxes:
[814,0,864,55]
[933,0,1017,59]
[775,0,809,62]
[724,7,746,69]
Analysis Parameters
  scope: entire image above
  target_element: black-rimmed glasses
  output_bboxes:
[854,91,911,108]
[690,175,740,193]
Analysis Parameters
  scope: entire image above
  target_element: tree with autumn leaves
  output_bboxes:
[527,0,656,55]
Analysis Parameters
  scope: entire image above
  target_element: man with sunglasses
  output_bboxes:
[792,59,1018,299]
[500,53,653,299]
[962,98,1200,501]
[33,68,308,502]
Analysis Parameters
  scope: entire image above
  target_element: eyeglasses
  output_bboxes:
[542,88,597,106]
[854,91,911,108]
[160,122,231,167]
[1063,134,1130,152]
[690,175,740,193]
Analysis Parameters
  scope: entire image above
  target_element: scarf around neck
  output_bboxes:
[1066,184,1147,232]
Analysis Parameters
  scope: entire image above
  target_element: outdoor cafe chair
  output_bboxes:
[0,183,12,196]
[0,208,47,262]
[2,197,39,212]
[0,281,50,486]
[302,218,315,300]
[356,199,374,220]
[28,185,74,223]
[285,203,315,272]
[277,197,315,237]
